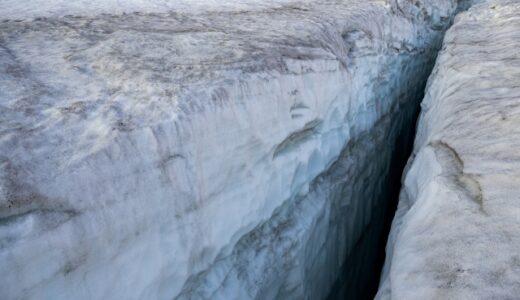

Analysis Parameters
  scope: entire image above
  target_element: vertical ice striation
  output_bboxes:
[0,1,461,299]
[377,1,520,299]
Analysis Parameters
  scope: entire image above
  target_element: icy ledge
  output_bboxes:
[377,1,520,299]
[1,1,458,299]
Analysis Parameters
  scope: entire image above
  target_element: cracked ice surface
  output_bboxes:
[377,1,520,299]
[1,0,459,299]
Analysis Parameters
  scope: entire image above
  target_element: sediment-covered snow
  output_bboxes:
[1,1,460,299]
[377,1,520,298]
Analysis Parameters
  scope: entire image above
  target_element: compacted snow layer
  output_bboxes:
[377,1,520,299]
[1,1,460,299]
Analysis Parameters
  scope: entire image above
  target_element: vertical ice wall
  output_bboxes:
[0,1,461,299]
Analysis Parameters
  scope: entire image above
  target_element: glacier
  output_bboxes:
[377,0,520,299]
[1,0,464,299]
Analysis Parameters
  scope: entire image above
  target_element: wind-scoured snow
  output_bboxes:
[377,1,520,299]
[1,1,460,299]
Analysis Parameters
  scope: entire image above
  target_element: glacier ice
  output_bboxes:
[377,0,520,299]
[1,0,462,299]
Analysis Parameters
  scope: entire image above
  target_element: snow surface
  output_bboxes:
[1,0,460,299]
[377,0,520,299]
[0,0,312,20]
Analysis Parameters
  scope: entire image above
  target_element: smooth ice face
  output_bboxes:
[0,1,459,299]
[377,1,520,299]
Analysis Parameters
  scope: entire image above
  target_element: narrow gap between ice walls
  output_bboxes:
[326,1,480,299]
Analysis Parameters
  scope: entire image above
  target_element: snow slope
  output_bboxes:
[377,1,520,298]
[1,1,459,299]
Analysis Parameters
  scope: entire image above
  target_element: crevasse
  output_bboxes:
[0,0,467,299]
[376,0,520,299]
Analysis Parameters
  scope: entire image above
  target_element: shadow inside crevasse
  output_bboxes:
[326,69,428,300]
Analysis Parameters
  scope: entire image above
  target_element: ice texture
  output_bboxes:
[377,1,520,299]
[1,1,459,299]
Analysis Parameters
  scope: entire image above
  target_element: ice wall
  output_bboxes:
[377,1,520,298]
[0,1,460,299]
